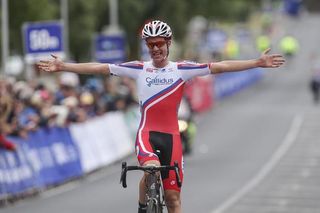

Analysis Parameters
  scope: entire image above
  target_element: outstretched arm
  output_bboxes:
[37,55,110,75]
[210,48,285,74]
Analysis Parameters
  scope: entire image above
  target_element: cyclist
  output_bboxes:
[256,34,271,53]
[309,60,320,104]
[37,20,285,213]
[279,35,299,57]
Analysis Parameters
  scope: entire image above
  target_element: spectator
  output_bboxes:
[309,61,320,104]
[0,69,137,144]
[84,78,107,115]
[55,72,80,105]
[30,88,58,127]
[101,77,121,111]
[0,77,16,151]
[79,91,97,117]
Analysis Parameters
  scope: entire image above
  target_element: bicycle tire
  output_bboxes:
[146,199,162,213]
[146,175,162,213]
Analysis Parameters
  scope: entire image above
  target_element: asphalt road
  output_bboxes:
[1,13,320,213]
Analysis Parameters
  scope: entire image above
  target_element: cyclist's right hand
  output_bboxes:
[37,54,64,73]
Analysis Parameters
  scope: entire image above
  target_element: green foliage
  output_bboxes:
[68,0,97,61]
[117,0,189,58]
[3,0,261,61]
[117,0,260,59]
[8,0,58,54]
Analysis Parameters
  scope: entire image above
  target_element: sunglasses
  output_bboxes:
[146,40,167,49]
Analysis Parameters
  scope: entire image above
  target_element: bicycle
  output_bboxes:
[120,160,181,213]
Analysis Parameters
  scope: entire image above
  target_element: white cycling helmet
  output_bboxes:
[141,20,172,39]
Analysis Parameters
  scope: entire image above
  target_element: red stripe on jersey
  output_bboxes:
[118,61,144,69]
[177,62,208,70]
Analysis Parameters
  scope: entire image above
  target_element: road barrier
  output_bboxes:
[0,68,263,202]
[214,68,264,99]
[0,112,133,201]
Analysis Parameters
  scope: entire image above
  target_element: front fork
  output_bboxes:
[146,173,164,210]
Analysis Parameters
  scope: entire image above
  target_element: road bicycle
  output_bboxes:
[120,160,181,213]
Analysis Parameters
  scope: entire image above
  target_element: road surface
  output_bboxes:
[2,12,320,213]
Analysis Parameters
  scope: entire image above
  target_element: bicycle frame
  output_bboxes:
[145,169,163,212]
[120,162,181,212]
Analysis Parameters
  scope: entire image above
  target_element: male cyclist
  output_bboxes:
[37,20,285,213]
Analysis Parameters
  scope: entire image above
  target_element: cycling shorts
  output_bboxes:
[135,131,184,192]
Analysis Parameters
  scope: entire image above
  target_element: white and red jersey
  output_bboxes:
[109,60,210,191]
[109,60,211,134]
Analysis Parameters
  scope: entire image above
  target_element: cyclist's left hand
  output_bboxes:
[259,48,285,68]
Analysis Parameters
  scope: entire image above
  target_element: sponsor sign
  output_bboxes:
[22,21,65,63]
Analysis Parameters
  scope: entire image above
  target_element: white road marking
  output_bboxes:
[40,157,137,199]
[41,182,79,199]
[211,113,304,213]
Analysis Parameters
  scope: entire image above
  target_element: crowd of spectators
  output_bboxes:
[0,73,138,152]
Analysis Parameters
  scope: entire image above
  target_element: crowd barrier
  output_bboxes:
[0,112,133,200]
[185,68,263,113]
[69,113,133,173]
[214,68,264,99]
[0,68,263,200]
[185,76,214,113]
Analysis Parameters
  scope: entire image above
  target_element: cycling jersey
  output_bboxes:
[109,60,211,191]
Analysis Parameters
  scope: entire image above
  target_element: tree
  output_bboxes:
[116,0,260,59]
[8,0,58,55]
[68,0,98,62]
[2,0,262,63]
[117,0,189,59]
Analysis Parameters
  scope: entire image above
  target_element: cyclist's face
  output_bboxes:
[146,37,171,65]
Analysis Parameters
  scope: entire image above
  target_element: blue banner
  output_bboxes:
[0,151,8,196]
[26,127,82,186]
[284,0,302,17]
[214,68,264,99]
[0,140,37,195]
[1,126,83,197]
[1,111,137,199]
[23,21,64,54]
[22,21,65,63]
[94,34,126,63]
[48,127,83,181]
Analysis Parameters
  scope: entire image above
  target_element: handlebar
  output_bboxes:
[120,162,182,188]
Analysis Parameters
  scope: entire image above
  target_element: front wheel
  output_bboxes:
[146,199,162,213]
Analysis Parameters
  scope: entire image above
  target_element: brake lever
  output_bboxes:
[120,162,128,188]
[174,162,182,188]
